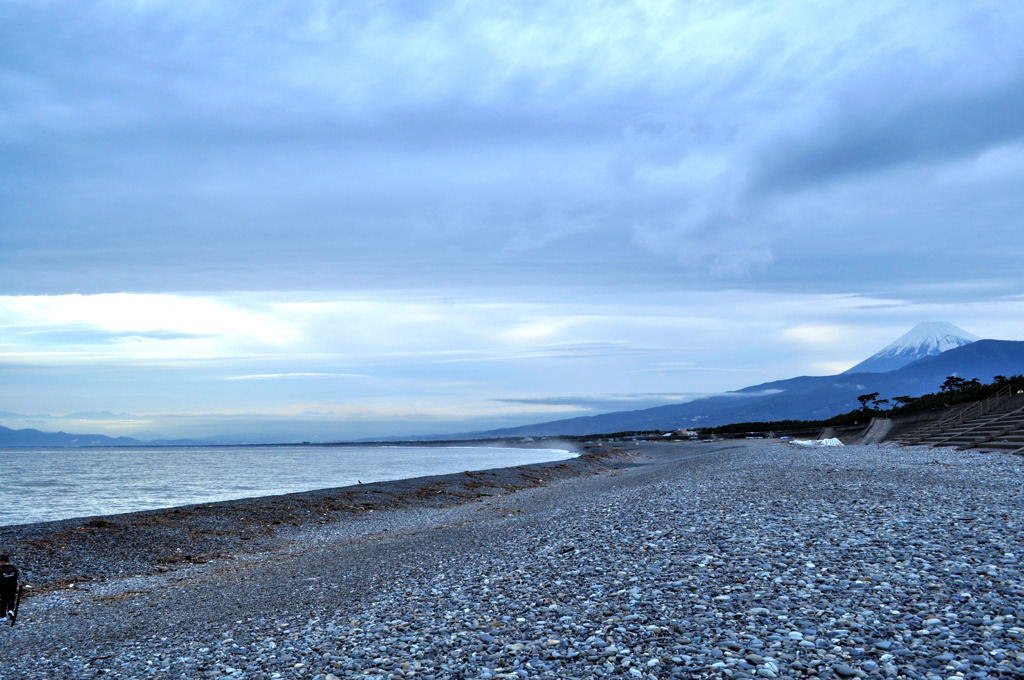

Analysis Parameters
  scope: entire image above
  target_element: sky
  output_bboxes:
[2,0,1024,441]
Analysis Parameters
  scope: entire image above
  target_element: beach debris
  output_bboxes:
[789,437,844,447]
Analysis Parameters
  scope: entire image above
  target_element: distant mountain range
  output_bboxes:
[0,426,246,448]
[3,322,1022,445]
[455,326,1023,438]
[0,426,146,448]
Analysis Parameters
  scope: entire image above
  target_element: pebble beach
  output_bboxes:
[2,440,1024,680]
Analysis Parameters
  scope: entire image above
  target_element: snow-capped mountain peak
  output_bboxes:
[844,321,980,374]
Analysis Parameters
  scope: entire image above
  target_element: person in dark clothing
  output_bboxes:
[0,554,18,620]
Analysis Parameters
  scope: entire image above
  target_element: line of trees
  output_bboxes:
[704,374,1023,437]
[862,374,1023,417]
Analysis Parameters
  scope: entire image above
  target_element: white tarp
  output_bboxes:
[790,438,844,447]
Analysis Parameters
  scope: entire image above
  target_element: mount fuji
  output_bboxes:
[842,321,979,374]
[446,323,1024,438]
[3,322,1020,445]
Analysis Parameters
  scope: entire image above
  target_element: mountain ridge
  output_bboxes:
[0,425,145,448]
[4,325,1021,446]
[843,321,979,374]
[450,338,1024,438]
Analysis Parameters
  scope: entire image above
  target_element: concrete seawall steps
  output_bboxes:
[859,418,894,445]
[898,392,1024,453]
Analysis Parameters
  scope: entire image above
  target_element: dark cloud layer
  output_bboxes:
[750,69,1024,196]
[2,3,1024,299]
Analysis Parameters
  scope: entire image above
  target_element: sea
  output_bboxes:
[0,444,576,527]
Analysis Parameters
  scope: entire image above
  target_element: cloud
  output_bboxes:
[2,1,1020,297]
[226,373,370,381]
[0,294,289,341]
[749,69,1024,198]
[4,327,216,346]
[2,287,1022,439]
[492,393,710,411]
[2,2,1024,439]
[782,325,850,346]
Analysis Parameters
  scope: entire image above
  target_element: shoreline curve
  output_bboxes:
[1,443,634,590]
